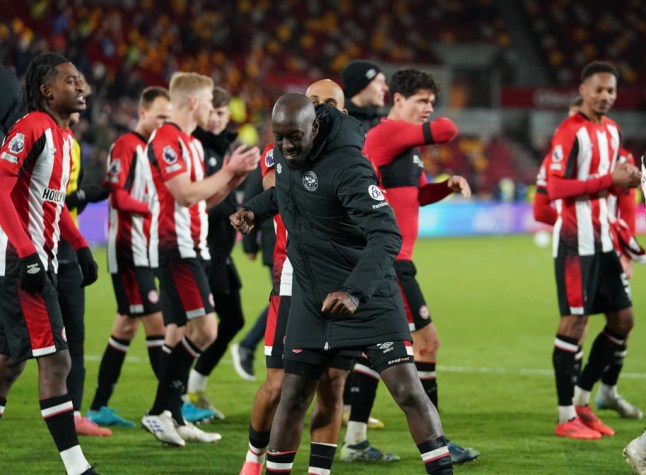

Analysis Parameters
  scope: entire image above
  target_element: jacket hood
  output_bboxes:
[309,103,365,163]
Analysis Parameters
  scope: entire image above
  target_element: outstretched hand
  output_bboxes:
[447,175,471,198]
[230,208,256,234]
[224,145,261,177]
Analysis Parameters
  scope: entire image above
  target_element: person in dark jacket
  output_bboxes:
[231,166,276,382]
[0,64,27,143]
[184,86,244,420]
[230,95,452,475]
[340,60,392,453]
[341,60,389,133]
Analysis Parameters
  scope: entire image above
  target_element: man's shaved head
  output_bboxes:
[273,93,316,126]
[305,79,345,111]
[272,93,319,168]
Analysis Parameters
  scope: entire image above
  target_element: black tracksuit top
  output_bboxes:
[245,104,411,350]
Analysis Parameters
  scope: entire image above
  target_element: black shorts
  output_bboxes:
[157,257,214,326]
[283,340,413,379]
[555,251,631,317]
[111,266,161,316]
[0,268,67,361]
[394,260,432,331]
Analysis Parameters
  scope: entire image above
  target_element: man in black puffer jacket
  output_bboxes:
[231,95,453,475]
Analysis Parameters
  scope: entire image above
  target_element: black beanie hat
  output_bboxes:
[341,60,382,98]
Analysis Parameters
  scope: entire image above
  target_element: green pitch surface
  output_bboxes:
[1,235,644,474]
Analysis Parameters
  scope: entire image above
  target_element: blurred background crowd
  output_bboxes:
[2,0,645,201]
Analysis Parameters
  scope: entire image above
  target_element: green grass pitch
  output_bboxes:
[1,235,644,474]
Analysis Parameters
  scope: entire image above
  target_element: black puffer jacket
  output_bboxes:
[193,127,240,292]
[345,100,384,134]
[245,104,410,350]
[0,64,26,143]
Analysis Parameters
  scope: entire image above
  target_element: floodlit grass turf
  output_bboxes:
[1,235,644,474]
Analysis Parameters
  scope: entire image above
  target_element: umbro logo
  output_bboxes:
[378,342,394,354]
[26,264,40,274]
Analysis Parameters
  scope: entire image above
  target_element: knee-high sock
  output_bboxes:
[150,336,201,423]
[553,335,578,407]
[145,335,165,379]
[245,425,270,464]
[41,394,90,475]
[418,437,452,474]
[309,443,336,475]
[89,336,130,411]
[600,342,627,387]
[578,328,625,392]
[416,361,438,409]
[266,450,296,474]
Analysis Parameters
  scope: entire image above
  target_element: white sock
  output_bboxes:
[572,386,590,407]
[597,383,618,400]
[308,467,330,475]
[245,442,267,464]
[344,421,367,445]
[60,445,90,475]
[187,369,208,394]
[558,405,577,423]
[638,430,646,446]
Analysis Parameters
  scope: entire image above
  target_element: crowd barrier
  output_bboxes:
[79,200,646,244]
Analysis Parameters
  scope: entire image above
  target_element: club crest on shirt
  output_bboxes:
[8,133,25,154]
[208,156,217,169]
[303,171,318,191]
[368,184,385,201]
[276,163,282,174]
[419,305,430,320]
[265,149,274,168]
[163,145,178,165]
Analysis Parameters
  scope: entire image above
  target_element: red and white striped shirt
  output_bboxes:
[147,123,209,264]
[547,113,619,256]
[103,131,155,272]
[260,144,292,296]
[0,111,73,273]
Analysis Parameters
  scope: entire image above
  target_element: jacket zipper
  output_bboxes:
[289,168,329,350]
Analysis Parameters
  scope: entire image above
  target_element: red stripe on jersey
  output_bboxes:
[18,288,55,354]
[0,112,72,273]
[264,294,281,348]
[105,131,153,271]
[547,113,618,256]
[364,119,440,261]
[147,123,209,261]
[260,144,290,292]
[564,254,584,314]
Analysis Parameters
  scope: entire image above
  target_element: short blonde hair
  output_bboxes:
[169,72,214,106]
